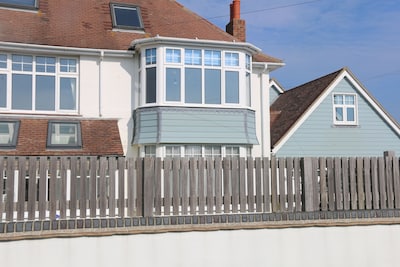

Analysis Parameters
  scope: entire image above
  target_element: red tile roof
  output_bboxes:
[270,68,343,147]
[0,0,281,63]
[0,118,124,156]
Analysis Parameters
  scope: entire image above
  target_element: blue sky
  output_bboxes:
[178,0,400,122]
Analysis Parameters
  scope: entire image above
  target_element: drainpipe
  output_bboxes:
[99,50,104,117]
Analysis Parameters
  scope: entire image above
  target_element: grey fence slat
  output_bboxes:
[27,157,37,220]
[154,158,162,216]
[294,158,302,212]
[89,157,97,218]
[247,158,255,213]
[364,158,372,210]
[164,158,172,216]
[38,157,47,220]
[108,157,117,218]
[0,157,4,221]
[215,157,223,214]
[270,157,278,212]
[189,158,198,215]
[255,158,263,213]
[231,158,239,213]
[49,157,58,220]
[206,158,213,214]
[173,158,181,215]
[327,158,335,211]
[181,158,189,215]
[342,158,350,210]
[370,157,380,209]
[79,157,88,218]
[17,157,26,221]
[356,157,365,210]
[69,157,78,219]
[263,158,271,213]
[319,158,328,211]
[99,157,108,217]
[5,157,15,221]
[285,157,294,212]
[198,158,205,215]
[301,158,314,212]
[130,157,139,217]
[239,158,246,213]
[349,158,357,210]
[393,157,400,209]
[334,157,343,210]
[143,157,154,217]
[278,158,286,212]
[222,158,229,214]
[59,157,68,219]
[378,157,387,209]
[117,157,125,217]
[312,158,319,210]
[385,156,394,209]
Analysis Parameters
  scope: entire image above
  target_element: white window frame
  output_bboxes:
[332,93,358,125]
[0,53,79,114]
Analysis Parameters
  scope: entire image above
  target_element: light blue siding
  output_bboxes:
[275,78,400,157]
[270,85,281,105]
[133,107,258,145]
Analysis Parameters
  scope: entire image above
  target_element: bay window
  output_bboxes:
[0,53,78,113]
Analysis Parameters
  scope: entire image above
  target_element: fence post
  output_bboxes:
[301,157,315,212]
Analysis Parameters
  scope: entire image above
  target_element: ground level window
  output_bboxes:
[0,120,19,148]
[47,121,82,148]
[225,146,240,157]
[145,145,156,157]
[165,145,181,157]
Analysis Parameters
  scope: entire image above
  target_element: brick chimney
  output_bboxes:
[226,0,246,42]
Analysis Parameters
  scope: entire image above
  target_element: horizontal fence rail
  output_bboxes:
[0,154,399,222]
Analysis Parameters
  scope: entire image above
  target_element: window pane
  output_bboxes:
[0,0,36,7]
[166,145,180,157]
[145,145,156,157]
[113,5,142,28]
[185,68,202,103]
[60,58,77,73]
[226,146,240,157]
[204,50,221,66]
[347,107,355,121]
[36,56,55,73]
[0,54,6,68]
[205,146,221,158]
[48,122,81,147]
[334,95,343,104]
[225,71,239,103]
[0,74,6,108]
[225,52,239,66]
[246,72,251,106]
[185,145,202,157]
[166,68,181,101]
[12,73,32,110]
[185,49,201,65]
[146,48,156,65]
[246,54,251,70]
[60,77,77,110]
[166,49,181,63]
[146,67,156,103]
[205,69,221,104]
[345,95,355,105]
[0,121,18,146]
[335,107,343,121]
[36,75,55,110]
[12,55,32,71]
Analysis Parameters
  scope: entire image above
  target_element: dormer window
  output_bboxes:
[0,120,19,148]
[111,3,144,30]
[0,0,37,9]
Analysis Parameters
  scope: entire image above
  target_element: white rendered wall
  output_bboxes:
[79,55,136,156]
[2,225,399,267]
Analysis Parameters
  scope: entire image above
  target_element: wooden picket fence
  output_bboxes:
[0,154,399,222]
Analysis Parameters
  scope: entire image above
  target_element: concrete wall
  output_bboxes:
[2,225,399,267]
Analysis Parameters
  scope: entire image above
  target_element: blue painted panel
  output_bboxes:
[270,85,281,105]
[275,78,400,157]
[133,107,258,145]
